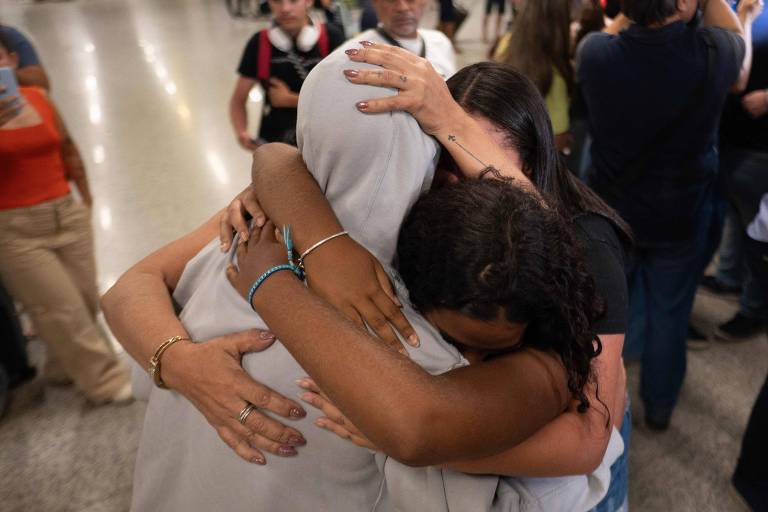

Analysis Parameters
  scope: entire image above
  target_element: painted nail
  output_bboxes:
[408,334,420,347]
[260,331,275,340]
[288,435,306,446]
[343,69,359,78]
[356,101,369,111]
[345,48,359,56]
[314,418,326,428]
[295,379,309,388]
[360,40,374,47]
[289,407,306,418]
[278,446,297,456]
[252,456,266,465]
[300,392,315,403]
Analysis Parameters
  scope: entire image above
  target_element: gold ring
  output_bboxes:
[238,403,257,425]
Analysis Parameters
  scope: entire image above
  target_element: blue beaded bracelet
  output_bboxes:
[247,264,299,310]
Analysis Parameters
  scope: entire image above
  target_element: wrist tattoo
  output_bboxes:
[447,134,490,168]
[447,134,511,181]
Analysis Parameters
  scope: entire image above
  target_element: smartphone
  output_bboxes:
[0,66,20,103]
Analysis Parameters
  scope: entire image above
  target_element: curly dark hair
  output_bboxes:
[396,180,604,413]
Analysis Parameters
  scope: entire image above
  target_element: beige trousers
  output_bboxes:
[0,194,128,402]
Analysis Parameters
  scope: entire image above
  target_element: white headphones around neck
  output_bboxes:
[268,18,320,53]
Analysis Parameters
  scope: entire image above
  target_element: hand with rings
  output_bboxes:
[342,41,460,136]
[160,329,308,465]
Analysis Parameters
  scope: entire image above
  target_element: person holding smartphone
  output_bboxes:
[0,33,131,405]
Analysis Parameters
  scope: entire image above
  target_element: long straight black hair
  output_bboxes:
[447,62,632,242]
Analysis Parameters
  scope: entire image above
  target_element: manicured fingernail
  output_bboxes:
[300,392,315,402]
[220,242,228,252]
[255,216,265,227]
[252,456,265,465]
[295,379,309,388]
[289,407,306,418]
[315,418,327,428]
[408,334,420,347]
[260,331,275,340]
[345,48,359,56]
[288,435,306,446]
[343,69,359,78]
[356,101,369,111]
[240,231,249,241]
[360,40,374,47]
[278,446,297,456]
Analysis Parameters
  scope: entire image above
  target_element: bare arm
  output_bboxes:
[230,228,569,467]
[51,100,92,207]
[732,0,763,92]
[702,0,744,35]
[102,214,310,463]
[602,13,631,35]
[230,76,259,150]
[447,335,624,476]
[16,64,50,90]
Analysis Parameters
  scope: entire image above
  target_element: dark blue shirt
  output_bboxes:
[721,8,768,151]
[577,22,744,244]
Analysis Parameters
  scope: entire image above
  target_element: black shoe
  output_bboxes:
[714,313,767,342]
[644,410,671,431]
[700,275,741,296]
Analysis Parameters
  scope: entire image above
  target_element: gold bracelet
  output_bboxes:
[148,335,190,389]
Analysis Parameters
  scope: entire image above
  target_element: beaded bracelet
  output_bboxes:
[247,264,301,310]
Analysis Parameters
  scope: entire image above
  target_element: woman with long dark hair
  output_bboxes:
[494,0,574,153]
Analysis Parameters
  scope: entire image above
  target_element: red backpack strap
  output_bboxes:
[318,23,329,57]
[257,29,271,82]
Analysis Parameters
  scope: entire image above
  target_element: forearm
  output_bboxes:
[229,95,249,136]
[61,139,92,206]
[431,105,536,193]
[101,269,189,368]
[733,9,754,92]
[703,0,744,35]
[252,273,566,465]
[16,65,50,90]
[447,399,610,477]
[250,144,344,254]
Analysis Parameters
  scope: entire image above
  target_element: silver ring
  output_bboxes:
[238,403,257,425]
[399,74,407,83]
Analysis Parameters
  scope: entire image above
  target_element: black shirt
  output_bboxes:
[577,23,745,245]
[720,9,768,152]
[573,213,628,335]
[237,24,345,143]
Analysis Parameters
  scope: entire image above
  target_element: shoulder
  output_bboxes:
[572,213,628,334]
[418,29,456,77]
[575,32,614,73]
[573,213,624,253]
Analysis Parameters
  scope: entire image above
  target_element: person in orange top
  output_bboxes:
[0,33,130,404]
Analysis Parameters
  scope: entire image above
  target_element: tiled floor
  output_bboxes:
[0,0,766,511]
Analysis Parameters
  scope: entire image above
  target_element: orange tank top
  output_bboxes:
[0,86,70,210]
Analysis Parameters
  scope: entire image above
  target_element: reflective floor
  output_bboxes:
[0,0,766,511]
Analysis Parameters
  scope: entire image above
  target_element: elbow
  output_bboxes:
[378,408,447,467]
[581,428,612,474]
[100,280,121,321]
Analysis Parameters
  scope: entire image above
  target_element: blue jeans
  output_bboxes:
[623,194,721,419]
[718,148,768,319]
[592,401,632,512]
[714,204,744,288]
